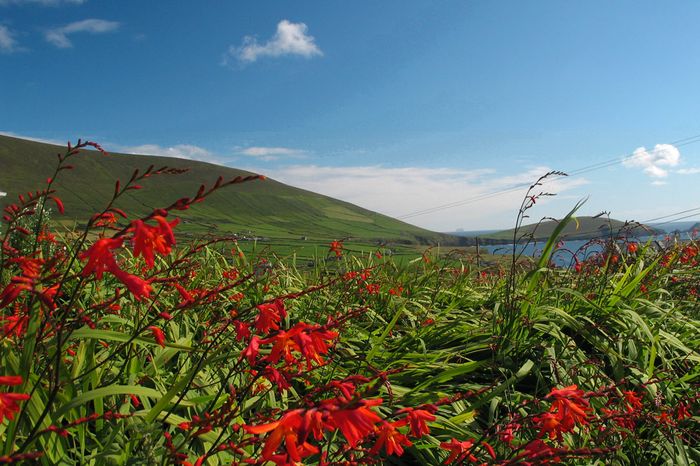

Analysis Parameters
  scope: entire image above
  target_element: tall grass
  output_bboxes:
[0,141,697,465]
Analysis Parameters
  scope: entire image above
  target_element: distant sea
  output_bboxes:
[448,221,698,268]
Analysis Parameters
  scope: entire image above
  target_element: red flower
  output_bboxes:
[534,411,564,440]
[130,216,179,269]
[242,336,261,365]
[329,240,343,257]
[0,258,48,309]
[627,242,638,254]
[173,283,194,307]
[677,402,692,420]
[371,421,412,456]
[79,237,124,279]
[254,300,287,334]
[519,439,561,463]
[286,322,338,368]
[546,384,591,431]
[244,410,319,462]
[622,390,643,413]
[50,195,65,214]
[3,310,29,339]
[326,398,383,447]
[0,376,23,386]
[396,407,436,438]
[148,326,166,347]
[112,269,152,301]
[234,320,251,342]
[0,375,29,423]
[260,330,299,365]
[439,438,476,464]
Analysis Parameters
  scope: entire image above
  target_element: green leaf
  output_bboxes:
[52,385,168,421]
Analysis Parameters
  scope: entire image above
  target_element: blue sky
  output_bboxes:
[2,1,700,231]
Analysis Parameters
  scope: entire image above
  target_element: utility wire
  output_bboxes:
[396,133,700,220]
[475,205,700,245]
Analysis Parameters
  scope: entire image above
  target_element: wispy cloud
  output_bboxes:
[237,146,307,161]
[0,0,86,5]
[676,167,700,175]
[254,164,588,231]
[120,144,219,164]
[0,25,19,53]
[224,20,322,64]
[45,18,119,48]
[622,144,680,179]
[0,131,65,145]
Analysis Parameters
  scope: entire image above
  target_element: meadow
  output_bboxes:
[0,141,698,465]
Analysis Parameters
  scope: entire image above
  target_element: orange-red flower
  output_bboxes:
[80,237,152,300]
[371,421,412,456]
[261,330,299,365]
[244,410,319,462]
[401,408,436,438]
[254,300,287,334]
[130,216,179,269]
[112,269,152,301]
[541,384,591,437]
[80,237,124,279]
[326,398,383,447]
[148,326,166,347]
[519,439,561,463]
[439,438,476,464]
[0,375,29,423]
[242,335,261,365]
[534,412,564,440]
[0,258,49,309]
[329,240,343,257]
[622,390,643,413]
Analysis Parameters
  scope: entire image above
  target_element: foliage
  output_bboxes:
[0,141,698,465]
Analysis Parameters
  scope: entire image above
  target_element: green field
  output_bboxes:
[0,135,457,247]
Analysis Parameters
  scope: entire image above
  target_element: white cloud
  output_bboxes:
[254,164,588,231]
[224,20,322,64]
[0,131,65,145]
[0,0,85,5]
[651,180,667,186]
[0,25,18,53]
[45,18,119,48]
[237,146,307,161]
[121,144,220,164]
[676,167,700,175]
[622,144,680,178]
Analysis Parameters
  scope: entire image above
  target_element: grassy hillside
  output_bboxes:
[483,215,661,242]
[0,135,453,245]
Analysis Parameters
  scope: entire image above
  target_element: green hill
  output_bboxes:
[483,216,662,242]
[0,135,453,245]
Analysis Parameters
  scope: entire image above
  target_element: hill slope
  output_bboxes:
[483,216,662,242]
[0,135,452,244]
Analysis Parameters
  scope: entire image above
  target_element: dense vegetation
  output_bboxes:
[0,141,698,465]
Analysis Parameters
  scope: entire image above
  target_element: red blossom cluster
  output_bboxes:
[243,394,437,464]
[0,376,29,424]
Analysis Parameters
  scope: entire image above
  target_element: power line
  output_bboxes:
[642,206,700,224]
[396,133,700,220]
